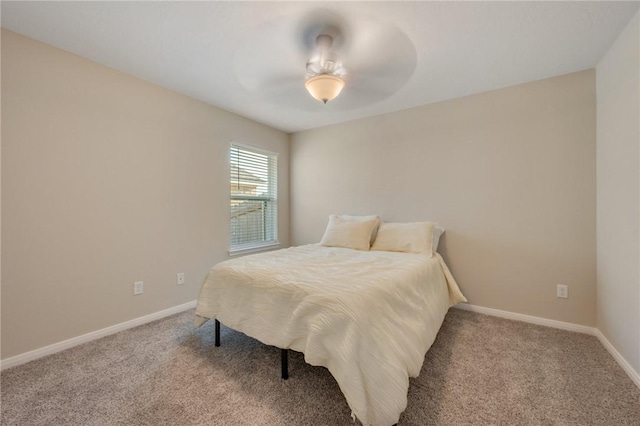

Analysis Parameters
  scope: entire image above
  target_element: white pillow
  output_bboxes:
[433,226,445,253]
[320,215,379,251]
[338,215,382,244]
[371,222,435,256]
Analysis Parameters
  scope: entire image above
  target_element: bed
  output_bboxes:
[194,231,466,426]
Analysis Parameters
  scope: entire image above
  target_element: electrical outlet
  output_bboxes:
[556,284,568,299]
[177,273,185,286]
[134,281,144,296]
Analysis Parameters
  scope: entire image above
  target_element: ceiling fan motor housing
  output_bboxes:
[305,34,346,103]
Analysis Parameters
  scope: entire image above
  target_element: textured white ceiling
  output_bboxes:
[2,1,638,133]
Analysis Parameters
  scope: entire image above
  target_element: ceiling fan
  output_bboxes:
[233,9,417,110]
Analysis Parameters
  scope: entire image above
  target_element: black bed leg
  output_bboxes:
[214,319,220,347]
[281,349,289,380]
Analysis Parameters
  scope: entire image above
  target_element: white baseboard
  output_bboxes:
[0,300,197,371]
[453,303,596,335]
[594,329,640,388]
[454,303,639,389]
[4,300,638,390]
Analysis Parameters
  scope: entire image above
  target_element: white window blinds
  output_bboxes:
[230,144,278,252]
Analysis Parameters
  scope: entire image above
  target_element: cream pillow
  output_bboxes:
[339,215,382,244]
[371,222,435,256]
[320,215,379,251]
[433,226,445,253]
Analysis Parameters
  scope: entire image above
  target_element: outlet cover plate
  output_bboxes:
[177,273,185,285]
[556,284,568,299]
[134,281,144,296]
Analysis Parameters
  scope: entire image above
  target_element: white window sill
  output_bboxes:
[228,242,281,257]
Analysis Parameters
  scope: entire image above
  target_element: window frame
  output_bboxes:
[228,142,279,256]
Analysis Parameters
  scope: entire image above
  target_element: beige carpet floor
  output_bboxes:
[1,308,639,425]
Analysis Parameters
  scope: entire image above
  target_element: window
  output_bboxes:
[229,144,278,254]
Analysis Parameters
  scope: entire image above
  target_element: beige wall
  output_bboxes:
[596,11,640,376]
[291,70,596,326]
[1,30,289,359]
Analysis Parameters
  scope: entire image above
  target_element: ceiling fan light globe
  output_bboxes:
[305,74,345,104]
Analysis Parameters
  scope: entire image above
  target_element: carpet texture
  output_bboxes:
[1,308,638,425]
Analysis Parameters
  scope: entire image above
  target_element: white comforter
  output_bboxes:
[194,245,466,426]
